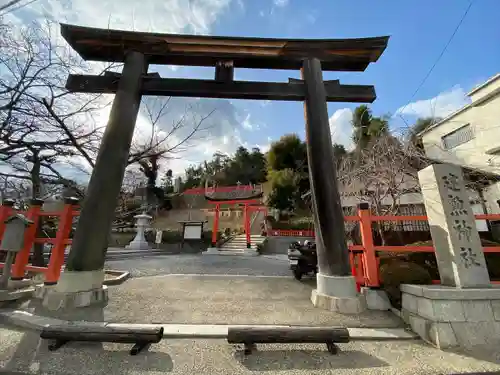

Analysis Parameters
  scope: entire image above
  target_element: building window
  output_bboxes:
[442,124,474,150]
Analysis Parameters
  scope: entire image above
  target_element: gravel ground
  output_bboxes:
[16,275,403,328]
[1,326,500,375]
[105,254,292,278]
[104,275,403,327]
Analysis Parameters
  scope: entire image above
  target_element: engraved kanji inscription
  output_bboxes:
[459,247,481,268]
[442,173,461,192]
[448,194,468,216]
[453,219,472,242]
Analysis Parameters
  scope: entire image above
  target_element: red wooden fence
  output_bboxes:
[0,198,80,284]
[2,199,500,287]
[268,206,500,287]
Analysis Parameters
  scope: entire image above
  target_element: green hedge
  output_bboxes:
[269,216,315,230]
[384,239,500,281]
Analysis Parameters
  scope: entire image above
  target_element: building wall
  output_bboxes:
[469,74,500,103]
[422,80,500,175]
[421,75,500,215]
[483,183,500,214]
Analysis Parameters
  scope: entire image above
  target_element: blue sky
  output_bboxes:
[8,0,500,175]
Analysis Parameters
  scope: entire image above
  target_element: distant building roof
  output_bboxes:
[467,73,500,96]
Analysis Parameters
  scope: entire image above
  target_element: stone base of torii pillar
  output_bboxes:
[125,213,152,250]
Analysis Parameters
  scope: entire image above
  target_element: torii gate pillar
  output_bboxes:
[302,58,366,314]
[41,51,147,310]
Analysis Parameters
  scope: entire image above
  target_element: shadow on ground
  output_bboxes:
[2,328,173,375]
[234,347,388,371]
[6,290,107,323]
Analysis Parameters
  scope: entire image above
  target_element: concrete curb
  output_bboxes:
[103,270,131,286]
[0,288,35,306]
[0,309,418,341]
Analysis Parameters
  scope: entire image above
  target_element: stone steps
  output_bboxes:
[205,234,265,256]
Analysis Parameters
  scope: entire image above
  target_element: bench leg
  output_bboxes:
[130,342,151,355]
[326,341,339,355]
[244,343,256,355]
[48,339,69,351]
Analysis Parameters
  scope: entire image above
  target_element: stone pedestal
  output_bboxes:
[311,273,366,314]
[125,213,152,250]
[203,247,219,255]
[401,284,500,349]
[361,287,391,311]
[0,287,34,306]
[36,270,108,310]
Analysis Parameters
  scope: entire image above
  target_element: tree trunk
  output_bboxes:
[373,200,387,246]
[30,154,46,267]
[377,222,387,246]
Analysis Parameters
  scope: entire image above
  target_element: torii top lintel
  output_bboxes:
[60,23,389,72]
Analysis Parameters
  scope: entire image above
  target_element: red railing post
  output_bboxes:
[358,202,380,287]
[349,251,361,292]
[0,199,15,240]
[211,203,220,247]
[11,198,44,280]
[244,204,251,248]
[44,197,79,285]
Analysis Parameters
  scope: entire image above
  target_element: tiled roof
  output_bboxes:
[205,188,263,201]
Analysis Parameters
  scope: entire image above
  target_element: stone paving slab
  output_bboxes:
[1,326,500,375]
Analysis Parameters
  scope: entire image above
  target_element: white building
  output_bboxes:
[419,73,500,215]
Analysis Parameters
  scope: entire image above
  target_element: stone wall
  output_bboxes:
[401,284,500,348]
[153,208,260,232]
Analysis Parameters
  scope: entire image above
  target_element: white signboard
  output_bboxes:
[155,230,163,244]
[471,204,488,232]
[184,225,202,240]
[174,177,181,193]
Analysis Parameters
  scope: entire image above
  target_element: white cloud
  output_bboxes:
[241,114,254,130]
[395,85,471,119]
[329,108,354,150]
[259,139,272,154]
[240,113,262,132]
[273,0,289,7]
[4,0,276,185]
[10,0,232,35]
[137,97,266,175]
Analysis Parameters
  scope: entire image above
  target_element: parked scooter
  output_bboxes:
[287,240,317,280]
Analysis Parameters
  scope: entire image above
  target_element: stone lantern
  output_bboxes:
[125,213,152,250]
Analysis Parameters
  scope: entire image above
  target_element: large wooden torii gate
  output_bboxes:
[58,24,389,310]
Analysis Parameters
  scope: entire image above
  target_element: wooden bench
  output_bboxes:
[40,324,164,355]
[227,326,349,355]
